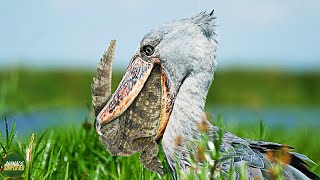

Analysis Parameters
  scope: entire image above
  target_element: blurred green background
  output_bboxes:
[1,67,320,111]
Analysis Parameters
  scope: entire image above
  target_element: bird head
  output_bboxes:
[95,11,217,139]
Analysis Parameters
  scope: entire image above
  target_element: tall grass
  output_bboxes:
[0,117,171,179]
[0,116,319,179]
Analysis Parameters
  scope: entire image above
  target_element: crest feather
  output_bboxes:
[188,11,217,39]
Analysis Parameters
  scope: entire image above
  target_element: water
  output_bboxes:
[1,107,89,136]
[1,106,319,135]
[208,106,320,127]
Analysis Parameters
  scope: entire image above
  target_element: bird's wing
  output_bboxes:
[92,40,115,116]
[215,128,319,180]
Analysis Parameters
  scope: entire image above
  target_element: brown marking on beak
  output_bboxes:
[96,56,159,126]
[156,70,174,141]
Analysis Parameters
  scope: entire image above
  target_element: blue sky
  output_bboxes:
[1,0,320,69]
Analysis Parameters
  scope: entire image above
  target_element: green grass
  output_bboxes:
[0,116,319,179]
[0,118,171,179]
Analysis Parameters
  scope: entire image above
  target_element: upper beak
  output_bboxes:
[96,55,158,124]
[95,55,173,140]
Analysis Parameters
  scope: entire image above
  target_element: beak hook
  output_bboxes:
[94,117,103,136]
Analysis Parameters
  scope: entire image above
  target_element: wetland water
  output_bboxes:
[1,106,320,135]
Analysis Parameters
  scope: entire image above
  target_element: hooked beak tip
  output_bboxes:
[94,117,103,136]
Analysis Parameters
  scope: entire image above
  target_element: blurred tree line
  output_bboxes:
[0,67,319,112]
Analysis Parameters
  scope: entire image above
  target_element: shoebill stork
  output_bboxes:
[93,12,320,179]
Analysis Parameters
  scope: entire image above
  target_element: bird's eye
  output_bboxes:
[142,45,155,56]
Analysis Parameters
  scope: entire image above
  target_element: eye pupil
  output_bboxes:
[142,45,154,56]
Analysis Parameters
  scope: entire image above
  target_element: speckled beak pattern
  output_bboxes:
[95,55,173,139]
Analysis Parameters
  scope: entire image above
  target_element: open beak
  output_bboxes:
[95,55,173,139]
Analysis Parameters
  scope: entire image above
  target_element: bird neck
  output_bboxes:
[162,71,214,170]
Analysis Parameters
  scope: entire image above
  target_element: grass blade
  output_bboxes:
[6,120,16,151]
[64,162,69,180]
[5,117,9,146]
[0,141,6,154]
